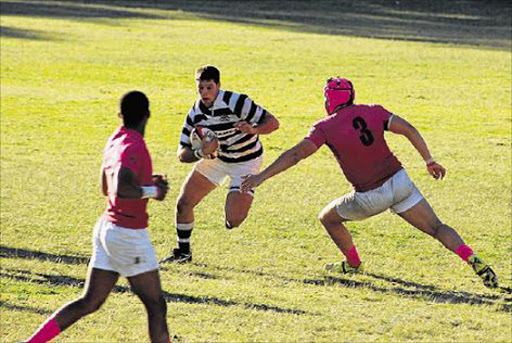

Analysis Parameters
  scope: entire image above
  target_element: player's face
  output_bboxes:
[197,79,220,108]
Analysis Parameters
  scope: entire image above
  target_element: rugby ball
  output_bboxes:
[190,126,217,150]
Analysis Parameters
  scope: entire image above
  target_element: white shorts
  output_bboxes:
[89,216,159,277]
[193,156,263,194]
[332,169,423,221]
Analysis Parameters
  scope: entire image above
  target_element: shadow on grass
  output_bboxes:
[302,275,512,312]
[3,245,509,313]
[0,25,63,40]
[0,1,162,19]
[0,267,309,316]
[0,245,89,265]
[1,0,510,49]
[182,261,512,312]
[0,300,53,315]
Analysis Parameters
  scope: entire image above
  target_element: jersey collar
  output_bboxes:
[197,90,225,114]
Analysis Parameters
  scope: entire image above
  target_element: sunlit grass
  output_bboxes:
[1,2,511,342]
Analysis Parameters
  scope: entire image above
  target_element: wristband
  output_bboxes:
[425,157,435,166]
[141,186,158,199]
[194,149,205,159]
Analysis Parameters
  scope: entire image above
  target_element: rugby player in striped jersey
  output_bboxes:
[161,65,279,263]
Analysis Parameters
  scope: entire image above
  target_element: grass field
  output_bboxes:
[1,1,511,342]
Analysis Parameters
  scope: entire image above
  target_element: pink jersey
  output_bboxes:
[102,126,153,229]
[305,104,402,192]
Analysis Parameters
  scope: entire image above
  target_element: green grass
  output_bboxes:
[1,1,511,342]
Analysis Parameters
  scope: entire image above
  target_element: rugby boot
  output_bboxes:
[325,261,364,274]
[468,254,498,288]
[159,248,192,264]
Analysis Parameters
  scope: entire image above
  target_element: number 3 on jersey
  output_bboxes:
[352,117,374,146]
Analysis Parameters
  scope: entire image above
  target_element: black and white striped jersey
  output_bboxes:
[179,90,268,163]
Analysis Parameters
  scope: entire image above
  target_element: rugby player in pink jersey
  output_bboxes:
[26,91,172,343]
[241,77,498,289]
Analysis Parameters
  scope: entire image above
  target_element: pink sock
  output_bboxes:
[345,245,361,267]
[455,244,474,262]
[27,317,61,343]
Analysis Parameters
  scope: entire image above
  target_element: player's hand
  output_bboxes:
[241,174,263,192]
[152,174,169,188]
[154,182,169,201]
[427,162,446,180]
[152,174,169,201]
[201,137,219,158]
[235,121,258,135]
[203,150,218,160]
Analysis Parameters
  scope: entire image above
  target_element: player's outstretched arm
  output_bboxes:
[117,166,169,200]
[388,115,446,179]
[241,139,318,192]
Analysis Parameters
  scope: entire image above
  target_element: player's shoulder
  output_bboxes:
[187,101,201,115]
[353,104,391,117]
[311,114,333,129]
[223,89,246,98]
[224,89,249,103]
[354,103,386,111]
[121,139,148,162]
[123,130,147,149]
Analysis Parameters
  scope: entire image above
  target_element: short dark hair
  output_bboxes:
[119,90,149,127]
[196,65,220,84]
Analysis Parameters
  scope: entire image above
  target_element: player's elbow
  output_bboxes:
[262,114,279,134]
[177,147,189,163]
[270,117,280,133]
[272,117,280,131]
[406,126,423,142]
[178,153,187,163]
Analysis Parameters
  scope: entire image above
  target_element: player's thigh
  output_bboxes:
[225,191,254,219]
[397,198,442,235]
[82,267,119,303]
[327,191,379,221]
[319,200,350,225]
[128,269,164,304]
[177,170,217,207]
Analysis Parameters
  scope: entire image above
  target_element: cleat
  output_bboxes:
[468,254,498,288]
[159,248,192,264]
[325,261,364,274]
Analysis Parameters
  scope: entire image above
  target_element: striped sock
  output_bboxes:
[176,222,194,254]
[27,317,61,343]
[455,244,474,263]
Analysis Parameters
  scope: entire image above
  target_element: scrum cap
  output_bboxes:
[323,77,355,114]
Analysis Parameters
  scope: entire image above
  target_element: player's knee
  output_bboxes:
[78,296,105,315]
[318,207,339,227]
[427,217,443,234]
[176,196,195,215]
[225,214,247,229]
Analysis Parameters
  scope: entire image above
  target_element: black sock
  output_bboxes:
[176,222,193,254]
